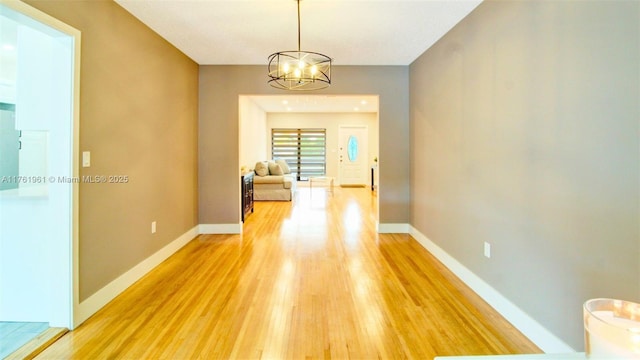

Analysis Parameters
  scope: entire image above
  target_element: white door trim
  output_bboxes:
[0,0,82,329]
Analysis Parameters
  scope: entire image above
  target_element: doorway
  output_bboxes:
[239,95,380,229]
[0,1,80,356]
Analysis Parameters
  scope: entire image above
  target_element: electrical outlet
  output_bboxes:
[484,242,491,258]
[151,221,157,234]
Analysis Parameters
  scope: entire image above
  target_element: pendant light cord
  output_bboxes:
[297,0,301,51]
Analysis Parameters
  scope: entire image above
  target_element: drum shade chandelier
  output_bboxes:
[268,0,332,91]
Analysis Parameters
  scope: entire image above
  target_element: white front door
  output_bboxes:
[338,125,368,186]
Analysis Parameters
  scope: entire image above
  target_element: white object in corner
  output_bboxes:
[409,226,575,354]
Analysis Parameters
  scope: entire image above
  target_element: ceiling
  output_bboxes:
[3,1,482,112]
[114,0,482,112]
[114,0,483,66]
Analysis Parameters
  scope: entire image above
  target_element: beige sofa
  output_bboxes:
[253,160,297,201]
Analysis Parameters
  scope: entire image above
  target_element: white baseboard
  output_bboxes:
[408,226,576,353]
[377,222,410,233]
[75,225,199,327]
[199,223,242,234]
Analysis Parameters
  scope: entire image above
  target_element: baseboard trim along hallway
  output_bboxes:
[408,226,575,354]
[76,223,245,326]
[377,222,410,233]
[199,223,242,234]
[75,226,199,326]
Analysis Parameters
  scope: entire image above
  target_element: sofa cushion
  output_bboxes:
[268,161,283,175]
[254,161,269,176]
[275,159,291,174]
[253,175,285,184]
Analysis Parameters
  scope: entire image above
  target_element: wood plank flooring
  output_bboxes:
[6,327,68,360]
[36,187,541,359]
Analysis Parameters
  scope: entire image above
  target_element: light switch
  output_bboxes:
[82,151,90,167]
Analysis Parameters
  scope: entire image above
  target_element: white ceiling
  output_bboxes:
[114,0,482,66]
[2,1,482,111]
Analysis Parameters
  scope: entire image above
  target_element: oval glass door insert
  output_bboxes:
[347,135,358,162]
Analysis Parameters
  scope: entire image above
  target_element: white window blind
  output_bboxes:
[272,128,326,180]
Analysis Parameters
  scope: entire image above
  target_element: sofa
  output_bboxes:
[253,160,297,201]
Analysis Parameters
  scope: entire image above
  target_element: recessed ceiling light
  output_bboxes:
[361,100,367,105]
[354,107,360,111]
[282,100,288,105]
[2,44,15,51]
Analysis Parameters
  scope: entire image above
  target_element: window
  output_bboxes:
[272,128,326,180]
[347,135,358,162]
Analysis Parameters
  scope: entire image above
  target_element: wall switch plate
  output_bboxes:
[151,221,156,234]
[484,242,491,258]
[82,151,90,167]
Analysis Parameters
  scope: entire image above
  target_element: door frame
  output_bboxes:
[0,0,81,329]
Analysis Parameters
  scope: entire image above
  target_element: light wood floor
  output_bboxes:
[37,187,541,359]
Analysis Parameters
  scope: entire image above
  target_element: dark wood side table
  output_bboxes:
[241,172,254,222]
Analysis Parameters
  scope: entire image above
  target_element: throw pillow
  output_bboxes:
[268,161,284,175]
[275,159,291,174]
[254,161,269,176]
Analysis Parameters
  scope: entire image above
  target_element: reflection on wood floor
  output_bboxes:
[36,187,540,359]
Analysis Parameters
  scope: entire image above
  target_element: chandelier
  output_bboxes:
[268,0,332,91]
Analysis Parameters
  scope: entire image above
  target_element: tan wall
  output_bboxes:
[199,66,408,225]
[25,0,199,301]
[410,0,639,348]
[267,112,379,183]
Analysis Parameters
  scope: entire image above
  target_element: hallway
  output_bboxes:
[36,187,540,359]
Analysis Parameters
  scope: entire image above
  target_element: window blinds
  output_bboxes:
[271,128,326,180]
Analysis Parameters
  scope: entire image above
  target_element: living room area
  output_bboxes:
[239,94,380,202]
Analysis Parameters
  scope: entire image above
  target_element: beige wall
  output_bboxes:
[26,0,199,301]
[199,66,408,225]
[267,112,379,183]
[410,0,639,349]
